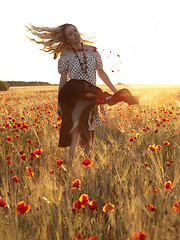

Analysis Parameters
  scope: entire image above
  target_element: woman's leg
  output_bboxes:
[69,126,81,159]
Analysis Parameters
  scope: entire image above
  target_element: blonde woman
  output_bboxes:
[26,23,138,160]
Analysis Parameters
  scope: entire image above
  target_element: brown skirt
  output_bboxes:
[58,79,111,147]
[58,79,138,147]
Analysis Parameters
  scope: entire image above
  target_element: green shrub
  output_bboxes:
[0,80,9,91]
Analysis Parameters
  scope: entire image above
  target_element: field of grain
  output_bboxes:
[0,84,179,240]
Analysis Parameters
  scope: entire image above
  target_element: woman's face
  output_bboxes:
[64,25,81,45]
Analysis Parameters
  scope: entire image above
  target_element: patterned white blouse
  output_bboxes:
[58,47,106,130]
[58,48,103,85]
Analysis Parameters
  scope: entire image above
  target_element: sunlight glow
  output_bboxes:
[1,0,180,85]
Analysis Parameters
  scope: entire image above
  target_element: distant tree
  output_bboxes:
[0,80,9,91]
[5,81,51,87]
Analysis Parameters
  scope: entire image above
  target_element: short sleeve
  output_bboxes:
[58,54,69,74]
[95,51,103,70]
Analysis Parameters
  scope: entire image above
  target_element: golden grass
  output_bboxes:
[0,85,180,240]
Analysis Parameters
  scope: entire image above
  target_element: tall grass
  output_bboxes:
[0,85,179,240]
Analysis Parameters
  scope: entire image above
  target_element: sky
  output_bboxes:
[0,0,180,85]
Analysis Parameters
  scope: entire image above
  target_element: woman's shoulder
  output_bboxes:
[84,45,98,53]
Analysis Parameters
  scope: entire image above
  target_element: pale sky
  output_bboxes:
[1,0,180,85]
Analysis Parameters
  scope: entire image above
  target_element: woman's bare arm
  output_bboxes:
[97,69,118,93]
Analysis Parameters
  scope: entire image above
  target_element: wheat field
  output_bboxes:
[0,84,179,240]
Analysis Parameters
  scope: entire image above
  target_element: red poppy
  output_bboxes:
[27,139,32,144]
[73,200,83,210]
[49,169,55,174]
[71,179,81,189]
[11,175,19,183]
[15,135,20,139]
[173,201,180,212]
[164,181,173,190]
[129,137,134,142]
[144,162,149,167]
[152,186,159,194]
[26,167,34,178]
[77,233,83,239]
[33,148,44,158]
[166,162,171,167]
[21,154,27,161]
[163,141,170,146]
[103,203,115,212]
[87,236,98,240]
[56,159,63,167]
[79,194,90,206]
[156,145,162,150]
[138,231,146,240]
[30,152,36,160]
[82,158,93,168]
[15,201,31,214]
[148,145,156,151]
[145,204,156,211]
[19,150,24,155]
[88,200,97,210]
[7,160,13,165]
[5,155,11,160]
[7,135,13,142]
[0,197,9,208]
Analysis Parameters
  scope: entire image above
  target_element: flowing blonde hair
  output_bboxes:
[26,23,94,59]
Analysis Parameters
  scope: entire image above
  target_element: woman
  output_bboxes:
[26,23,138,159]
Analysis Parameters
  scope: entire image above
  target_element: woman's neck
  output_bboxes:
[70,42,82,50]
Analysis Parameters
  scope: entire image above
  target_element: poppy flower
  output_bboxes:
[129,232,138,239]
[73,200,83,210]
[15,135,20,139]
[5,155,11,160]
[71,179,81,189]
[144,162,149,167]
[173,201,180,212]
[129,231,146,240]
[21,154,27,161]
[19,150,24,155]
[49,169,55,174]
[33,148,44,158]
[88,200,97,210]
[164,181,173,190]
[30,152,36,160]
[166,162,171,167]
[15,201,31,214]
[7,135,13,142]
[56,159,63,167]
[0,197,9,208]
[148,145,156,151]
[87,236,98,240]
[27,139,32,144]
[145,204,156,211]
[103,203,115,212]
[7,160,13,165]
[11,175,19,183]
[79,194,90,206]
[82,158,93,168]
[129,137,134,142]
[156,145,162,150]
[163,141,170,146]
[77,233,83,239]
[26,167,34,178]
[138,231,146,240]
